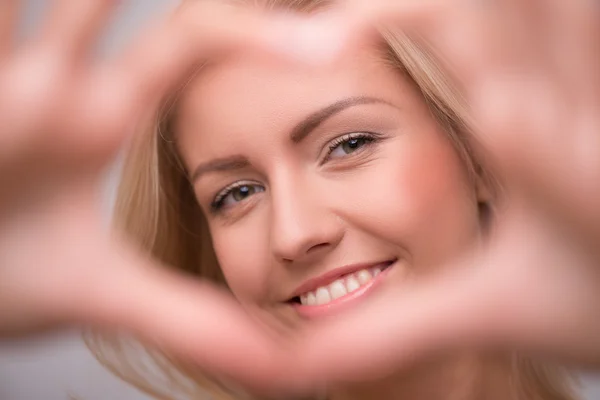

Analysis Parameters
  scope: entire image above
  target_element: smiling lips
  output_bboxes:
[291,260,396,317]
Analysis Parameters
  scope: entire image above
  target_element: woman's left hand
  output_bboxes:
[290,0,600,383]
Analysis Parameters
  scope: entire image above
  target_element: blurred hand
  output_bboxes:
[0,0,314,391]
[1,0,599,394]
[293,0,600,382]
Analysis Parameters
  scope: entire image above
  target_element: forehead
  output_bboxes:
[175,45,415,158]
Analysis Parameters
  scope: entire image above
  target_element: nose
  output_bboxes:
[270,174,343,264]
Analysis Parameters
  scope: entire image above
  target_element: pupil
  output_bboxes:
[233,185,252,201]
[343,138,363,153]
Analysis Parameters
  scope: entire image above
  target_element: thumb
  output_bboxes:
[292,248,514,384]
[80,241,297,392]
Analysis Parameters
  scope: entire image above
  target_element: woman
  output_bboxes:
[84,0,593,398]
[0,0,599,398]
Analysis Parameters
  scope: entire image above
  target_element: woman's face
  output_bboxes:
[175,43,486,324]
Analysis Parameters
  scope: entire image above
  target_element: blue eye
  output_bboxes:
[211,182,265,211]
[326,133,377,161]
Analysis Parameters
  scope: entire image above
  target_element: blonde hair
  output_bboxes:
[85,0,579,398]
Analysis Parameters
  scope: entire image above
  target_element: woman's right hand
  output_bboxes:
[0,0,314,391]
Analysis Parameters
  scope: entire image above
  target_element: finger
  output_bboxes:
[344,0,547,91]
[500,130,600,255]
[69,3,317,162]
[511,0,600,248]
[81,242,299,392]
[37,0,120,58]
[0,0,20,58]
[545,0,600,107]
[292,258,497,383]
[116,2,316,112]
[342,0,450,27]
[474,74,600,248]
[463,1,600,250]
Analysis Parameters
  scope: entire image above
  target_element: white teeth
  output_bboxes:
[298,265,388,306]
[329,280,348,300]
[346,276,361,292]
[357,269,373,285]
[307,292,317,306]
[315,287,331,305]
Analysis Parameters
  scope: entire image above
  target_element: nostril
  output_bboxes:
[278,243,330,264]
[307,242,330,253]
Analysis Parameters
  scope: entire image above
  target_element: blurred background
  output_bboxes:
[0,1,599,399]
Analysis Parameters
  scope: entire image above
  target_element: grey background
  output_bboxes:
[1,1,599,399]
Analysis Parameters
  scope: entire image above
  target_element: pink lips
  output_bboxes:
[291,260,395,318]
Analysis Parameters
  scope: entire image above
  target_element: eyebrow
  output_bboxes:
[192,155,249,182]
[191,96,393,182]
[290,96,393,143]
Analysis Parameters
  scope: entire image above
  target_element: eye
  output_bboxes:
[325,132,378,161]
[211,181,265,212]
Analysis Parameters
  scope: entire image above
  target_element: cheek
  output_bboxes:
[210,216,271,302]
[339,134,479,267]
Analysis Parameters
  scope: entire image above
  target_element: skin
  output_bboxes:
[1,0,599,396]
[174,40,506,399]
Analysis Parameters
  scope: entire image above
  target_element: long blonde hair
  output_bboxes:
[85,0,579,398]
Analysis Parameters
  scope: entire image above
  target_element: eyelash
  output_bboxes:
[210,132,381,213]
[211,180,263,213]
[322,132,379,163]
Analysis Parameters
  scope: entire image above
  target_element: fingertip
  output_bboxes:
[258,13,351,66]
